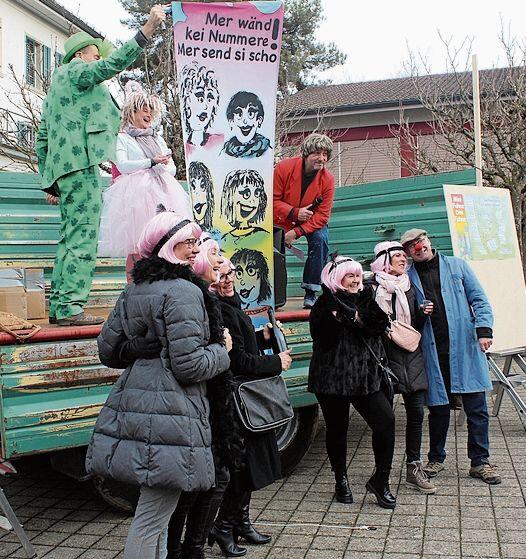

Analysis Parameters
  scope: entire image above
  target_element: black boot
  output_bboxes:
[366,469,396,509]
[182,466,230,559]
[208,521,247,557]
[233,493,271,545]
[334,472,353,504]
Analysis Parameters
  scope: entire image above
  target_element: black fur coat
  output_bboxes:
[308,285,389,397]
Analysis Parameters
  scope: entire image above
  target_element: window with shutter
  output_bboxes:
[54,52,64,68]
[25,36,36,86]
[17,122,28,145]
[42,45,51,81]
[17,122,35,148]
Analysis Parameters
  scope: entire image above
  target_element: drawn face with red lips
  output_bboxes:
[190,176,209,224]
[187,85,218,134]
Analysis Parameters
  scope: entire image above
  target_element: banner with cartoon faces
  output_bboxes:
[172,1,283,322]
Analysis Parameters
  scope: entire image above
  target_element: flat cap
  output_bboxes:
[400,228,427,246]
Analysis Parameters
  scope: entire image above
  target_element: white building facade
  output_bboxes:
[0,0,102,171]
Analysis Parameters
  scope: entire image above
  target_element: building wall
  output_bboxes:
[416,133,470,173]
[282,106,467,186]
[326,137,400,186]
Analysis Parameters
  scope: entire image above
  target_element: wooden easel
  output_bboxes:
[487,349,526,417]
[0,460,36,558]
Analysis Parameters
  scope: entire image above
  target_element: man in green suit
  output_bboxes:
[35,5,167,326]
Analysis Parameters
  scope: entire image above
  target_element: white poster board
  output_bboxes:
[443,185,526,353]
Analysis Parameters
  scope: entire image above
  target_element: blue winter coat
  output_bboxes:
[407,253,493,406]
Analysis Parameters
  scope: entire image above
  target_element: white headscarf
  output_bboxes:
[370,241,411,325]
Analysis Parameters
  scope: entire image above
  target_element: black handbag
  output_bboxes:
[233,375,294,432]
[362,337,399,402]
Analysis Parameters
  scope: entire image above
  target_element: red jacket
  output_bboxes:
[273,157,335,237]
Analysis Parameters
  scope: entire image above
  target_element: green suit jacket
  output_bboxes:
[35,38,144,192]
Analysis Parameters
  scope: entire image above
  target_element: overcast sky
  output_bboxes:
[59,0,526,83]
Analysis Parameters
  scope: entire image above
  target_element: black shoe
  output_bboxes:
[233,521,271,545]
[208,524,247,557]
[366,470,396,509]
[334,473,353,504]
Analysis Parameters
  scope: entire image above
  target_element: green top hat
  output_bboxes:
[63,31,114,64]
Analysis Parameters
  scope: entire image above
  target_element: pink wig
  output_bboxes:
[321,255,363,293]
[370,241,406,274]
[192,237,221,278]
[209,258,234,293]
[137,212,202,264]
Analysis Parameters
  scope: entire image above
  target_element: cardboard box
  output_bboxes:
[0,286,27,319]
[25,268,44,291]
[24,268,46,320]
[26,289,45,320]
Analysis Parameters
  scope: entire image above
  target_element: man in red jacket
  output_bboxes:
[273,133,335,308]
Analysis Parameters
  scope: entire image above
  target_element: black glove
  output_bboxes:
[118,336,162,363]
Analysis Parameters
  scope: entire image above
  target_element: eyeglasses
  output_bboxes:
[218,270,235,283]
[405,235,427,251]
[177,238,198,248]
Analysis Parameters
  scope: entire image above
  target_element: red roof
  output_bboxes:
[281,67,522,115]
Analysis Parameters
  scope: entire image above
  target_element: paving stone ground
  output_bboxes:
[1,389,526,559]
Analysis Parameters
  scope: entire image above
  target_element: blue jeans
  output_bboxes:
[301,226,329,293]
[428,354,490,467]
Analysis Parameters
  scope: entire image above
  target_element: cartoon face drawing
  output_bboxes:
[221,170,266,230]
[227,92,263,144]
[180,62,220,147]
[223,92,271,158]
[188,161,214,230]
[231,248,272,309]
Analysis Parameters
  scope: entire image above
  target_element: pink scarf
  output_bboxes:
[374,271,411,325]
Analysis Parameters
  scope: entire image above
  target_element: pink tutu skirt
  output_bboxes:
[98,168,192,257]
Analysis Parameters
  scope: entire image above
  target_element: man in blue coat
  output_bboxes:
[401,228,501,485]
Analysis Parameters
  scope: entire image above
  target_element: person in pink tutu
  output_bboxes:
[98,81,191,276]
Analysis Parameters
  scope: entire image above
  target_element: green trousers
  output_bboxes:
[49,167,103,320]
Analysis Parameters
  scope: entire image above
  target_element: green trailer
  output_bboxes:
[0,168,475,508]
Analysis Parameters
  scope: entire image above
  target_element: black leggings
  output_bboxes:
[402,389,426,463]
[316,391,395,475]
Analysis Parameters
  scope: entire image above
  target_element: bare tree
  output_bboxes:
[0,64,49,172]
[393,29,526,264]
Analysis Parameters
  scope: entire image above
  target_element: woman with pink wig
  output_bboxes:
[370,241,436,495]
[191,235,223,282]
[308,254,397,509]
[86,210,232,559]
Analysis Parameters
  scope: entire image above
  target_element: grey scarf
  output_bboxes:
[126,125,166,182]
